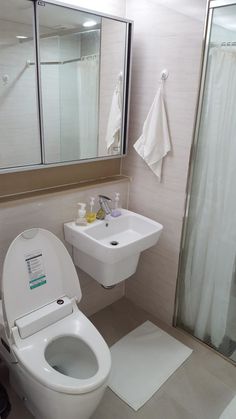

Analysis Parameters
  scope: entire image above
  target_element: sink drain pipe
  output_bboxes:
[101,284,117,290]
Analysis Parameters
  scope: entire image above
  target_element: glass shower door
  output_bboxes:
[177,2,236,363]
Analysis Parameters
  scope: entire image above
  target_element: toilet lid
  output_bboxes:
[2,228,82,332]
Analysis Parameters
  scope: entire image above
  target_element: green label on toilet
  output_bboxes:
[25,250,47,290]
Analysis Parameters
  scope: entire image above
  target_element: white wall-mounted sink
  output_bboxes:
[64,209,163,287]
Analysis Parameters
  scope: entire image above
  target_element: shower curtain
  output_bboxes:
[181,47,236,348]
[77,55,99,159]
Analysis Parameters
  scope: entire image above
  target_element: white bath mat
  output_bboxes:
[220,396,236,419]
[109,321,192,411]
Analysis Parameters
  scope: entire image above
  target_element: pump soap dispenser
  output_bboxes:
[111,192,122,217]
[86,197,96,223]
[75,203,87,226]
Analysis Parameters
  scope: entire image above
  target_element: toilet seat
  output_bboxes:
[2,228,82,336]
[11,304,111,395]
[1,228,111,395]
[1,228,111,419]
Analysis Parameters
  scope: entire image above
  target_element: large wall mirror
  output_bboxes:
[0,0,132,171]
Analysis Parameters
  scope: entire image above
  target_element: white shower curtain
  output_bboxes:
[181,47,236,348]
[77,55,99,159]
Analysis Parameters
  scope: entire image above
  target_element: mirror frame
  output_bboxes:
[0,0,133,173]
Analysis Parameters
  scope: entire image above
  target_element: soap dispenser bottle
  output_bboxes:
[111,192,122,217]
[75,203,87,226]
[86,197,96,223]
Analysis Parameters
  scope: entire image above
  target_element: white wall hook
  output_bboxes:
[161,69,169,81]
[2,74,9,85]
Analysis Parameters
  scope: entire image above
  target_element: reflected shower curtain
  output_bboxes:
[77,55,99,159]
[181,47,236,348]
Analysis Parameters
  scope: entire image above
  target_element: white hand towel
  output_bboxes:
[105,76,122,154]
[133,83,171,180]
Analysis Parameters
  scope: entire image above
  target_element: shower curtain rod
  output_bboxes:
[27,54,98,66]
[221,41,236,46]
[211,41,236,47]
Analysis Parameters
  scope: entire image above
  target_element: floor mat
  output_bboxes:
[109,321,192,411]
[220,396,236,419]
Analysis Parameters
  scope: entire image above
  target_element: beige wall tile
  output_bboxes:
[123,0,207,324]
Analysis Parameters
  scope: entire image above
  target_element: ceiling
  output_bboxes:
[213,5,236,32]
[0,0,101,31]
[150,0,207,22]
[2,0,236,41]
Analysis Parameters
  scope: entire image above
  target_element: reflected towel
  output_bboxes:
[133,84,171,180]
[105,76,122,154]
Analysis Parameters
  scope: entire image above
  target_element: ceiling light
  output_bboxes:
[16,35,28,39]
[83,20,97,28]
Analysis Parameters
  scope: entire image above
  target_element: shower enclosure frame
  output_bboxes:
[173,0,236,362]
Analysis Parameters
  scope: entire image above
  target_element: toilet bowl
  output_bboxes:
[0,228,111,419]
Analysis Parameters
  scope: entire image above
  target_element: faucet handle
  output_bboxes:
[98,195,112,201]
[98,195,112,217]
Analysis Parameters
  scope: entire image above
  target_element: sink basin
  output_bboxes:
[64,209,163,287]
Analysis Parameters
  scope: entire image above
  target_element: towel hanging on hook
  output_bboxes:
[133,69,171,181]
[105,72,123,154]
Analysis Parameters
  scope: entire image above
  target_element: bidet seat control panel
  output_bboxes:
[15,296,73,339]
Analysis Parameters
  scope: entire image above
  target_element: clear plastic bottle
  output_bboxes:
[111,192,122,217]
[86,197,97,223]
[75,203,87,226]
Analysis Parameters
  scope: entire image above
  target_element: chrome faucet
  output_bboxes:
[97,195,112,219]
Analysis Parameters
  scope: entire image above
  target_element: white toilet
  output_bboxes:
[0,228,111,419]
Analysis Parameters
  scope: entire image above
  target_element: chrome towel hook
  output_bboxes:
[160,69,169,81]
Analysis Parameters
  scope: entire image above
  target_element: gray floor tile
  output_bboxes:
[197,349,236,392]
[0,364,33,419]
[90,297,150,346]
[154,352,235,419]
[91,388,136,419]
[91,387,197,419]
[150,391,197,419]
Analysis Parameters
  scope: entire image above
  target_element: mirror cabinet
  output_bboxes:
[0,0,132,171]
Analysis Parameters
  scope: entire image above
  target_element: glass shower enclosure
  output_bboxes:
[176,0,236,363]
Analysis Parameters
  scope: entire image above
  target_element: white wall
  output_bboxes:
[0,21,41,168]
[123,0,207,325]
[55,0,126,17]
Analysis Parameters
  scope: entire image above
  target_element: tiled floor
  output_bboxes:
[1,297,236,419]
